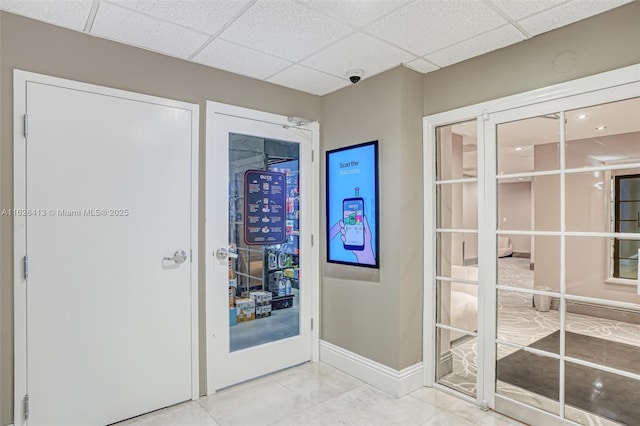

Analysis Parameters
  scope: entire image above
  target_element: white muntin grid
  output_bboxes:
[423,64,640,424]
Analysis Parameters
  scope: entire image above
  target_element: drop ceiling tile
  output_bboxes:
[297,0,412,28]
[0,0,93,31]
[302,32,415,80]
[193,39,292,80]
[365,0,507,56]
[109,0,253,35]
[488,0,569,20]
[219,0,353,62]
[267,65,349,95]
[519,0,634,36]
[404,58,440,74]
[92,2,210,58]
[426,25,525,67]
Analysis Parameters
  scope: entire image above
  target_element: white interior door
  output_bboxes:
[206,103,316,392]
[15,73,198,426]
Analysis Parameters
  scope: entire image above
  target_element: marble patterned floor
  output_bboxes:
[440,257,640,426]
[114,362,526,426]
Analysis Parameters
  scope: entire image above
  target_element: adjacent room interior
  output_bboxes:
[227,134,301,352]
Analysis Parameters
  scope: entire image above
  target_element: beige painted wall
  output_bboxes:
[423,2,640,116]
[0,11,321,425]
[498,182,532,254]
[398,68,426,368]
[320,66,424,370]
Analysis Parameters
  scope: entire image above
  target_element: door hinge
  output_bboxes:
[23,255,29,279]
[311,318,314,331]
[24,394,30,421]
[24,114,29,138]
[311,234,314,247]
[190,249,193,263]
[311,150,314,162]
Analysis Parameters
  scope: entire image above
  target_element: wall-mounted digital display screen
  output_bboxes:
[326,141,379,268]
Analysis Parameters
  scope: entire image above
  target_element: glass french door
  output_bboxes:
[487,89,640,425]
[430,74,640,426]
[433,119,483,399]
[206,104,314,392]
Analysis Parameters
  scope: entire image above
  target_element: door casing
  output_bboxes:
[12,70,200,424]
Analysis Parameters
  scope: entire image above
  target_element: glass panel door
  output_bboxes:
[434,119,480,398]
[494,112,563,418]
[207,109,313,392]
[489,95,640,426]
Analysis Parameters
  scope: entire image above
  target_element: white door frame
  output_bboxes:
[423,64,640,408]
[204,101,320,395]
[13,70,200,424]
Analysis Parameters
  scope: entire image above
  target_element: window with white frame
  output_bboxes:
[612,174,640,280]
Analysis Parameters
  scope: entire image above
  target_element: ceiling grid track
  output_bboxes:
[1,0,634,95]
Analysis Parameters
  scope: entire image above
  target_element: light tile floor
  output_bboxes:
[115,362,527,426]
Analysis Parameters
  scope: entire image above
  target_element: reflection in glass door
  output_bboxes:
[491,96,640,426]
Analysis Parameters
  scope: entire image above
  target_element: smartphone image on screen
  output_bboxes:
[342,197,365,251]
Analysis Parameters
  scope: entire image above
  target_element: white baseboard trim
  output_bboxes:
[319,340,423,397]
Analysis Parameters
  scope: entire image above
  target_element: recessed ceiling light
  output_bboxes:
[515,147,523,151]
[576,114,588,120]
[595,126,606,131]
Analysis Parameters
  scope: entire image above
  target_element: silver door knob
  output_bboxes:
[164,250,188,264]
[216,247,238,260]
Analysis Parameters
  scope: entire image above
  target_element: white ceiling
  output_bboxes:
[0,0,633,96]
